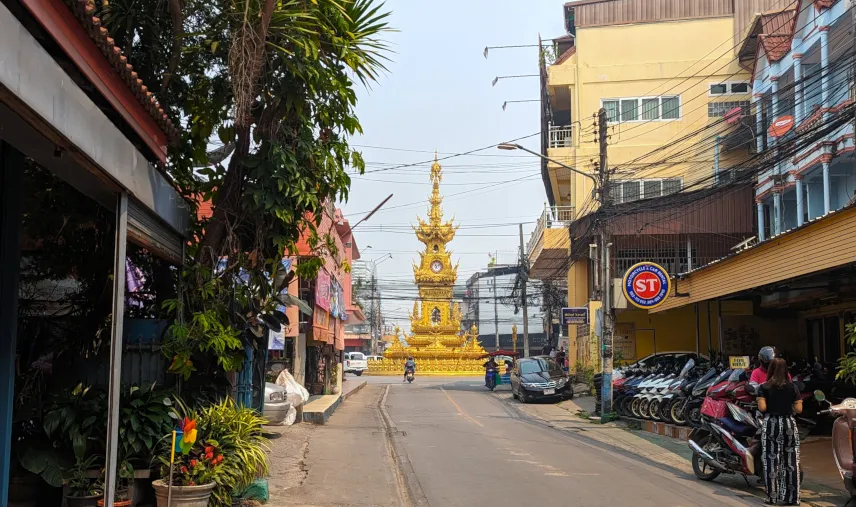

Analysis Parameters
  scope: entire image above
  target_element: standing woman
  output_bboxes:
[758,357,803,505]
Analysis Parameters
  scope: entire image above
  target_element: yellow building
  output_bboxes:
[527,0,784,367]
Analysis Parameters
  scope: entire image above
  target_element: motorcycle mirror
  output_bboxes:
[814,390,826,402]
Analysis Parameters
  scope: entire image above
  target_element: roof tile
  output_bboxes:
[62,0,179,145]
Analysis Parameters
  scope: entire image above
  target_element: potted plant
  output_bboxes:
[64,456,100,507]
[96,461,134,507]
[151,417,218,507]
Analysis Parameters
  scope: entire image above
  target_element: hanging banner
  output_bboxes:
[315,268,331,312]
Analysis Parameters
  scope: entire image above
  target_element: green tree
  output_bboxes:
[98,0,392,378]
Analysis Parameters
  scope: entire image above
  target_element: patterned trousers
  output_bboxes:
[762,414,801,505]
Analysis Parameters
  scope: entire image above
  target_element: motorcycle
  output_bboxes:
[652,359,696,422]
[485,368,497,391]
[405,370,415,383]
[687,368,732,427]
[688,400,764,483]
[816,391,856,498]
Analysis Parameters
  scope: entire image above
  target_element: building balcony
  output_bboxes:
[527,205,574,280]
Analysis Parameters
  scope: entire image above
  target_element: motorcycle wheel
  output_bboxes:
[659,399,672,422]
[649,399,661,420]
[622,397,634,417]
[630,398,643,418]
[614,396,626,416]
[688,406,702,426]
[639,399,651,419]
[408,377,413,384]
[691,436,721,481]
[669,398,687,425]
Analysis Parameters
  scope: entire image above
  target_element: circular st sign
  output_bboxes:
[622,262,671,310]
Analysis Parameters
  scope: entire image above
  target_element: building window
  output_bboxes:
[709,82,750,96]
[708,100,750,118]
[602,96,681,123]
[608,178,682,204]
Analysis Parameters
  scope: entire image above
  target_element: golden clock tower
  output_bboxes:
[368,154,486,375]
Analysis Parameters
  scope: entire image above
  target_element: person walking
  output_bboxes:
[758,357,803,505]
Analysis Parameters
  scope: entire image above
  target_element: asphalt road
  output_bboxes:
[272,378,760,507]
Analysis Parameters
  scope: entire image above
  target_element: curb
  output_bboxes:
[342,381,368,401]
[302,395,342,424]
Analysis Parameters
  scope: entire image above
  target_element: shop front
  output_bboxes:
[0,1,189,504]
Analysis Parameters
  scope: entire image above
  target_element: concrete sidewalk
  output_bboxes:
[501,393,851,507]
[302,380,367,424]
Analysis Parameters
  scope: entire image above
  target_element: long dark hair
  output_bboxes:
[766,358,789,388]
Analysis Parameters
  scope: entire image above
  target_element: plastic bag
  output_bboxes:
[276,369,310,405]
[284,405,297,426]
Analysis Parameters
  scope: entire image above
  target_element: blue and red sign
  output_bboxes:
[622,262,671,310]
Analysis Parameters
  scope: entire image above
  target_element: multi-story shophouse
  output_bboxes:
[287,203,360,394]
[526,0,789,367]
[652,0,856,367]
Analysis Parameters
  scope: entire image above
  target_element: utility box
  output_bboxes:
[613,278,628,309]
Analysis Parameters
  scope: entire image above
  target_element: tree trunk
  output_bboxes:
[196,126,251,266]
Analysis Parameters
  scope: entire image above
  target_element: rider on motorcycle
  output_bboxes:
[483,357,498,387]
[750,346,790,387]
[403,356,416,381]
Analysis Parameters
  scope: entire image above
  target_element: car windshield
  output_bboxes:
[519,360,548,375]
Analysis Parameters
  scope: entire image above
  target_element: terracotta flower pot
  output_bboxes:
[96,499,131,507]
[151,479,216,507]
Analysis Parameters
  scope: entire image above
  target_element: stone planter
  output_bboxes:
[152,480,216,507]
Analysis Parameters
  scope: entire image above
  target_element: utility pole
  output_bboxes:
[518,223,530,357]
[597,107,614,422]
[370,270,377,355]
[493,251,499,351]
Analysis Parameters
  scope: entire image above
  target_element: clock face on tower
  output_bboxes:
[431,260,443,273]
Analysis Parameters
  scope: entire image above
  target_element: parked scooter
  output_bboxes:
[816,391,856,498]
[686,368,732,427]
[688,400,764,482]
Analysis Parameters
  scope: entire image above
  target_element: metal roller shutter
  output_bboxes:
[127,197,184,264]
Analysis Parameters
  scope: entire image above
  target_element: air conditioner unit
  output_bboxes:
[612,278,628,309]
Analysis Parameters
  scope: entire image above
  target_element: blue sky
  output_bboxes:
[340,1,567,331]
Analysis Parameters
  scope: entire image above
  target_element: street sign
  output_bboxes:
[729,356,751,369]
[768,115,794,138]
[561,307,589,325]
[622,262,671,310]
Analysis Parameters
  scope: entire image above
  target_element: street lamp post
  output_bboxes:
[498,116,613,422]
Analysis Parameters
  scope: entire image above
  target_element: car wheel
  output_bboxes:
[512,387,519,400]
[519,388,529,404]
[355,371,363,376]
[566,386,575,400]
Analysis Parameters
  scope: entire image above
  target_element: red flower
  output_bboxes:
[180,466,188,474]
[204,446,213,453]
[189,481,195,486]
[217,455,224,464]
[190,459,197,467]
[206,451,213,459]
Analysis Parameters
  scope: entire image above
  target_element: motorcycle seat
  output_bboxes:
[718,417,755,438]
